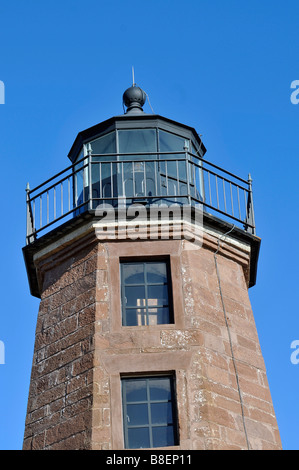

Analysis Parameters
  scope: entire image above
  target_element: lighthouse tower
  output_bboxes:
[22,84,281,450]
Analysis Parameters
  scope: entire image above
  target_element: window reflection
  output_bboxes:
[121,261,172,326]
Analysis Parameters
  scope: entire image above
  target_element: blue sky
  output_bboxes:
[0,0,298,450]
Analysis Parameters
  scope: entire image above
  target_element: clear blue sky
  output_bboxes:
[0,0,298,450]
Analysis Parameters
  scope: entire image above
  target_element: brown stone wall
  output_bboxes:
[179,236,281,450]
[23,234,107,450]
[90,236,281,450]
[23,227,281,450]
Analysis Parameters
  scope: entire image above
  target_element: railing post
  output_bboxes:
[26,183,35,245]
[245,173,256,235]
[185,147,191,206]
[87,144,92,210]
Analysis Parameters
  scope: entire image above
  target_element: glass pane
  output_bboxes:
[147,285,168,307]
[118,129,157,155]
[134,165,145,196]
[91,163,100,186]
[165,160,178,180]
[191,143,204,202]
[145,161,156,197]
[122,264,145,285]
[149,377,172,401]
[124,379,147,402]
[127,404,149,426]
[146,263,167,284]
[125,308,147,326]
[159,130,187,183]
[101,163,112,198]
[89,132,116,156]
[159,130,186,152]
[124,178,134,197]
[148,307,170,325]
[75,170,83,204]
[179,182,187,196]
[74,150,84,166]
[152,426,175,448]
[125,286,146,307]
[167,179,178,197]
[123,376,177,449]
[178,160,187,181]
[151,402,173,425]
[127,427,150,449]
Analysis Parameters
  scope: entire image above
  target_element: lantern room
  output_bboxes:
[68,85,206,212]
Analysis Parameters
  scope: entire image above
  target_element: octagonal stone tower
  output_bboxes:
[22,84,282,450]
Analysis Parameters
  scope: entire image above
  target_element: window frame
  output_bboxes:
[121,374,179,449]
[120,258,174,327]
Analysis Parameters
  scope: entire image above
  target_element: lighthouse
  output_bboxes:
[22,84,281,450]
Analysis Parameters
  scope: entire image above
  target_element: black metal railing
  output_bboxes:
[25,151,255,244]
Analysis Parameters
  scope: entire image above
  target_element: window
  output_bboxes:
[118,129,157,159]
[158,129,190,200]
[89,131,116,157]
[120,260,173,326]
[158,129,187,154]
[88,132,117,206]
[122,375,178,449]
